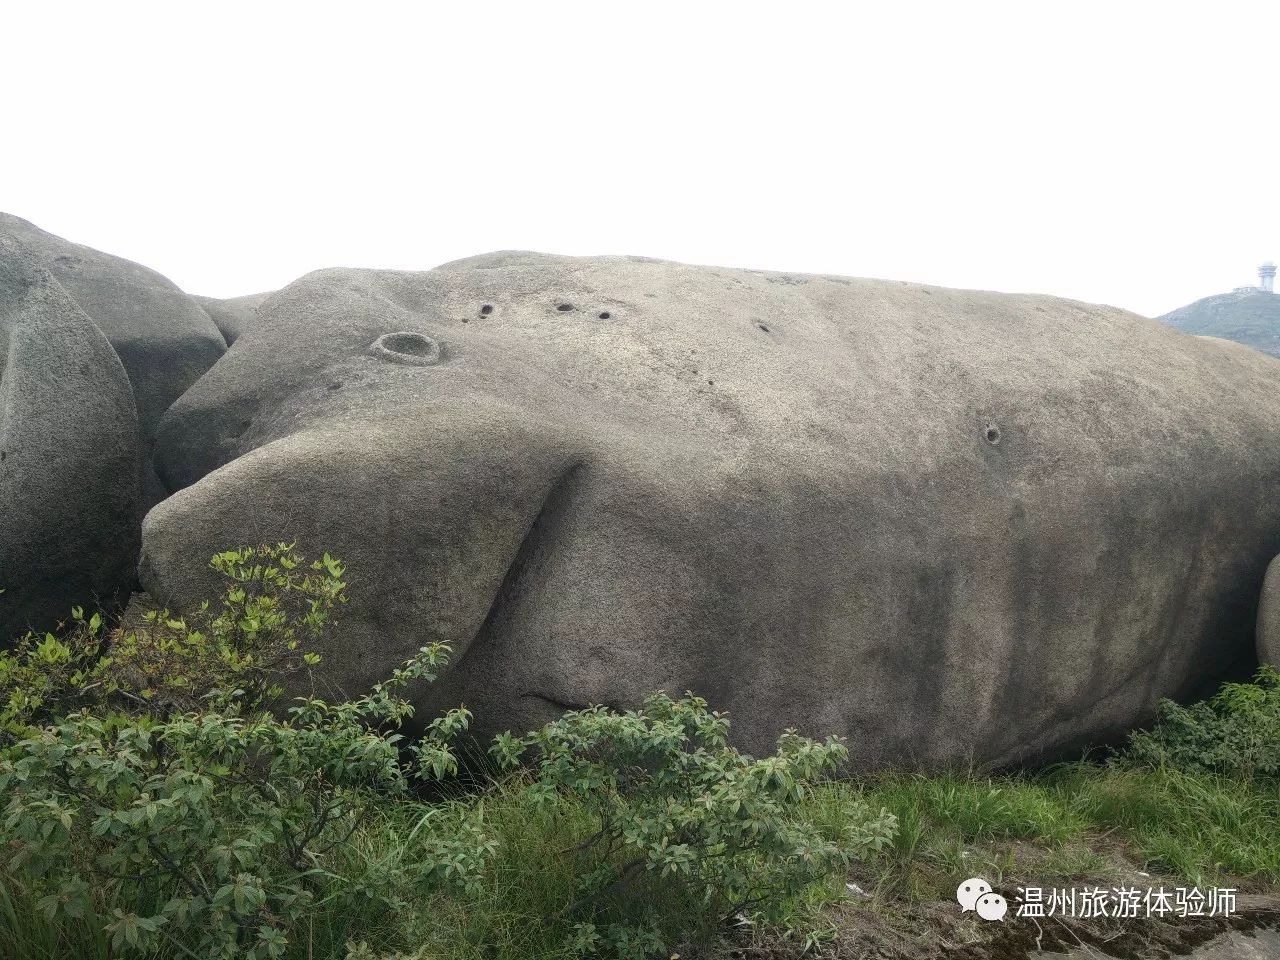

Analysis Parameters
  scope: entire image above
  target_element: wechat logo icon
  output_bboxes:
[957,877,1008,921]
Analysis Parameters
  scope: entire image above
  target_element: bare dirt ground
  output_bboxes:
[717,840,1280,960]
[719,893,1280,960]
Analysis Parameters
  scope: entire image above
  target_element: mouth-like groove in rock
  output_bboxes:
[445,460,586,692]
[520,692,593,714]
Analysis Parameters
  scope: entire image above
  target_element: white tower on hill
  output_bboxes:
[1261,262,1277,294]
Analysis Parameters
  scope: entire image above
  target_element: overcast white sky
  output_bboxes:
[2,1,1277,318]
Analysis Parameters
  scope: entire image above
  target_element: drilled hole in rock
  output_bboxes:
[598,311,611,319]
[985,426,1001,444]
[557,303,573,312]
[480,304,493,316]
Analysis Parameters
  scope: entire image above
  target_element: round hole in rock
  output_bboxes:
[369,331,442,367]
[480,304,493,316]
[985,425,1001,444]
[598,311,611,319]
[557,303,573,312]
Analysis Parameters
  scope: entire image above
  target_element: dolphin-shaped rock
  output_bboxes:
[142,252,1280,766]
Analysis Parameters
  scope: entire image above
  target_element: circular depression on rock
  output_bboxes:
[369,331,442,366]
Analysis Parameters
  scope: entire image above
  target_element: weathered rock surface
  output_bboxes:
[142,253,1280,766]
[0,237,140,640]
[0,213,226,505]
[194,291,273,346]
[1256,555,1280,669]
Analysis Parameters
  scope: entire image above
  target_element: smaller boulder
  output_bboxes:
[0,213,227,506]
[1257,555,1280,669]
[0,237,140,641]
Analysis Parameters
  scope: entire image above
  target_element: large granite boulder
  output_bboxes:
[0,238,140,640]
[142,253,1280,767]
[0,213,226,505]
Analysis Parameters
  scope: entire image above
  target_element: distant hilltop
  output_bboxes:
[1160,262,1280,358]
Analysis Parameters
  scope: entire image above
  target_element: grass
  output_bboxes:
[4,761,1277,960]
[0,779,720,960]
[5,661,1280,959]
[836,763,1280,904]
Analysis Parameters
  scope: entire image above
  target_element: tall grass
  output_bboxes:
[5,762,1278,960]
[807,763,1280,905]
[0,777,729,960]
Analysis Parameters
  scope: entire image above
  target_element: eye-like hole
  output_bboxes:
[369,331,442,366]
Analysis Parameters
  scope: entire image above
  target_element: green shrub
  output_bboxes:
[0,543,345,739]
[1124,665,1280,779]
[0,642,484,959]
[2,546,896,959]
[492,692,896,959]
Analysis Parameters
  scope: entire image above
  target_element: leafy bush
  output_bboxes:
[0,642,484,959]
[0,544,345,738]
[2,546,896,959]
[0,546,488,959]
[492,691,896,959]
[1124,666,1280,779]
